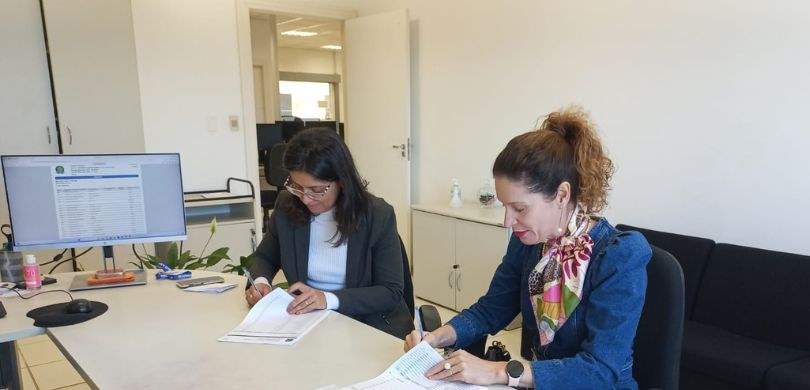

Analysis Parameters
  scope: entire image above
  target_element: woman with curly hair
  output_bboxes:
[405,106,652,389]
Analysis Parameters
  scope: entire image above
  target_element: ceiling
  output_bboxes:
[252,14,342,51]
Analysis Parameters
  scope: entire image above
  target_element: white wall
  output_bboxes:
[278,47,339,73]
[319,0,810,255]
[132,0,248,191]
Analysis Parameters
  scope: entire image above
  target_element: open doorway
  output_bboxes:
[240,5,412,258]
[249,12,345,232]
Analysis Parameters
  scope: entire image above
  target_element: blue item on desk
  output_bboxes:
[154,263,191,280]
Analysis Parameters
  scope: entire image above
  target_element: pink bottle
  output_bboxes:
[23,254,41,290]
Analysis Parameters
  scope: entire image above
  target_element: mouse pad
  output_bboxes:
[27,301,108,327]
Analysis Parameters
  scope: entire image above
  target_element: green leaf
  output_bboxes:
[176,250,196,269]
[167,243,179,268]
[203,247,230,267]
[186,261,205,270]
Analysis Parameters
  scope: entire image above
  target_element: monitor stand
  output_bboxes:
[94,246,124,279]
[69,246,147,291]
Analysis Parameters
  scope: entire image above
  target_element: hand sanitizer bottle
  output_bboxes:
[23,254,41,290]
[450,178,463,208]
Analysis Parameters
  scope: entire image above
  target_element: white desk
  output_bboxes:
[2,270,402,389]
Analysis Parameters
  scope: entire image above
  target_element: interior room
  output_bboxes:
[2,0,809,389]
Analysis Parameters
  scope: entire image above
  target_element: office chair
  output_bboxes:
[260,143,289,232]
[416,302,489,359]
[267,143,288,187]
[633,245,685,390]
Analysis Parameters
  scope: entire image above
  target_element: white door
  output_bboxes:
[42,0,145,154]
[344,10,412,257]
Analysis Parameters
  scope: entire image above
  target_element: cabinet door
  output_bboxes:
[412,211,455,308]
[0,0,62,269]
[454,220,509,310]
[42,0,145,153]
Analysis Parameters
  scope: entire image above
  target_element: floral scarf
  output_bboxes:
[528,205,594,346]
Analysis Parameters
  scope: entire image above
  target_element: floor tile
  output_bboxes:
[18,340,65,367]
[27,360,83,390]
[20,366,36,390]
[17,334,50,346]
[17,348,27,367]
[61,383,91,390]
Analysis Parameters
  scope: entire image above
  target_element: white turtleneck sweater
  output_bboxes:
[255,208,346,310]
[306,208,347,309]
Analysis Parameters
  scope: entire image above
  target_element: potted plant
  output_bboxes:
[131,218,233,271]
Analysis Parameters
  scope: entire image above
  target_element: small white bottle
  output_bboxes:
[450,178,463,208]
[23,254,41,290]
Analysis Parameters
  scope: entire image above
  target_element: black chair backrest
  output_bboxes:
[633,245,685,390]
[400,236,415,317]
[616,224,714,320]
[265,143,288,187]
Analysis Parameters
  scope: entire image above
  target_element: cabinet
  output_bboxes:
[412,204,510,311]
[42,0,145,153]
[178,179,257,272]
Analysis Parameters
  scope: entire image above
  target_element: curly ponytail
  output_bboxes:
[493,106,614,213]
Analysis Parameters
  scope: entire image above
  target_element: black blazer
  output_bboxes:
[251,191,413,339]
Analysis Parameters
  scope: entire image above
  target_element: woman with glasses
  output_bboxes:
[245,128,414,339]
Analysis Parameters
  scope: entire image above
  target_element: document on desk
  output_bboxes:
[218,288,329,346]
[339,341,486,390]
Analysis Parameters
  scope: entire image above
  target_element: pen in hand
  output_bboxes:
[244,270,263,298]
[415,309,424,339]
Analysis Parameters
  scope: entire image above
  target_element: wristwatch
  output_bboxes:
[506,360,524,387]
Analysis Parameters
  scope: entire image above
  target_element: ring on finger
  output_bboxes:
[444,362,452,371]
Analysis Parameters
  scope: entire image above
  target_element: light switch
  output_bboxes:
[229,115,240,132]
[207,116,218,132]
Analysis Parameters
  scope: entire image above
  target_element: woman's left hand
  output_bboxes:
[286,282,326,314]
[425,349,507,386]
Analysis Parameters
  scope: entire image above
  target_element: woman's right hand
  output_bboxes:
[245,283,273,307]
[404,330,429,352]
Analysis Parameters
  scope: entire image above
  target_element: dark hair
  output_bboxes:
[492,106,614,213]
[281,127,371,245]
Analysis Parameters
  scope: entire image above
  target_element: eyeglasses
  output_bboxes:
[284,177,332,200]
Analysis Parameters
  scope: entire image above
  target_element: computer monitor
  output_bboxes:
[1,154,187,253]
[256,123,283,151]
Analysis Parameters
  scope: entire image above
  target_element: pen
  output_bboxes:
[415,309,424,339]
[243,270,262,297]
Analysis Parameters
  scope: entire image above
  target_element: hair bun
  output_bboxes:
[545,110,586,143]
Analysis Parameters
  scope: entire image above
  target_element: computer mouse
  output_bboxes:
[66,298,93,314]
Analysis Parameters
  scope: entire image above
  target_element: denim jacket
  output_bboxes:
[447,218,651,389]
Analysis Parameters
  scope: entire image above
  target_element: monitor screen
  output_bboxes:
[1,154,187,251]
[256,123,283,150]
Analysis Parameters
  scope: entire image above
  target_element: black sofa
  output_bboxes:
[617,224,810,390]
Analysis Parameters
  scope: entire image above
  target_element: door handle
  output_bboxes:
[392,143,405,157]
[448,270,454,289]
[456,272,462,292]
[46,125,51,144]
[67,126,73,145]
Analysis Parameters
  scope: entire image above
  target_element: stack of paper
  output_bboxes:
[339,342,487,389]
[183,282,237,293]
[218,288,329,345]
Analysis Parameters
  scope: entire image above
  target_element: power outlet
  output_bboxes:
[229,115,240,132]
